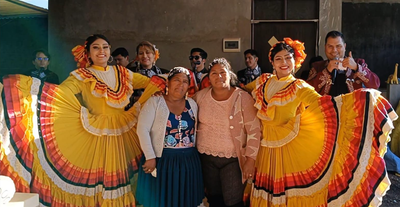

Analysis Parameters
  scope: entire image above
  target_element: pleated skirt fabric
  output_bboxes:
[250,89,397,207]
[0,74,153,206]
[136,147,204,207]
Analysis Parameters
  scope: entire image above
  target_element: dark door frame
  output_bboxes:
[250,0,320,56]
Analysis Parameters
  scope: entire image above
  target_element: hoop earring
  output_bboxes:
[165,86,169,95]
[108,56,114,63]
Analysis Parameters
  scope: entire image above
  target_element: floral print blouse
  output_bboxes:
[164,101,195,148]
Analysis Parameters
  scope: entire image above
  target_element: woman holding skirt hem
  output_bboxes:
[246,38,397,207]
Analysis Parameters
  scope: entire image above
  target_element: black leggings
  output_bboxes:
[200,154,245,207]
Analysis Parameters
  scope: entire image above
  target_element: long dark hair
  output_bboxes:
[85,34,111,52]
[269,43,294,62]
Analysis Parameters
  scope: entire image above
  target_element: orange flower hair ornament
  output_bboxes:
[153,44,160,62]
[72,41,90,68]
[268,37,307,72]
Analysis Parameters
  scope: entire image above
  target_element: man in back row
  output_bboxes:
[189,47,210,90]
[237,49,261,86]
[111,47,136,71]
[24,49,59,84]
[307,30,380,96]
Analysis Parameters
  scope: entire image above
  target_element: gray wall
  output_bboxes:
[319,0,342,58]
[48,0,251,81]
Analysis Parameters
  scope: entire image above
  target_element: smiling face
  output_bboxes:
[88,38,110,67]
[190,51,206,70]
[137,45,155,69]
[209,63,231,89]
[271,49,295,79]
[325,36,346,60]
[167,73,190,99]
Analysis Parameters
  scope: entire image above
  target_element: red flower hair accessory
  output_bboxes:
[72,41,90,68]
[153,45,160,61]
[268,37,307,72]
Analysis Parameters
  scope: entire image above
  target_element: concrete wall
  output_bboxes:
[48,0,251,81]
[319,0,342,58]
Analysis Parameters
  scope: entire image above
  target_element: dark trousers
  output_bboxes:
[200,154,245,207]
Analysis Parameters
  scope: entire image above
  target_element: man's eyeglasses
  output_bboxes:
[37,57,49,61]
[189,55,201,61]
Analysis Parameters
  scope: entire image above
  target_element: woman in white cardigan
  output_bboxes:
[136,67,204,207]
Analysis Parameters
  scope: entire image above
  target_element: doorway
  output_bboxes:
[251,0,319,78]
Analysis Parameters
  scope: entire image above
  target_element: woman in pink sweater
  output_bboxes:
[193,58,262,207]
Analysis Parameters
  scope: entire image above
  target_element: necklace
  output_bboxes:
[177,115,183,143]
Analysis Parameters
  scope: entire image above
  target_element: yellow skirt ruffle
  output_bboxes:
[1,75,144,207]
[250,89,397,207]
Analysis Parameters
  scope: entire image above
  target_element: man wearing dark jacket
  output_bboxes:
[24,50,59,84]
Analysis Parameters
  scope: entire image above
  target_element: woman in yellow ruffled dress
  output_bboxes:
[247,38,397,207]
[0,34,163,206]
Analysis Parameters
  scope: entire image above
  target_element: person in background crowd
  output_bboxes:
[135,41,168,77]
[307,30,379,96]
[189,47,210,90]
[24,49,59,84]
[237,49,261,86]
[128,41,169,106]
[111,47,136,71]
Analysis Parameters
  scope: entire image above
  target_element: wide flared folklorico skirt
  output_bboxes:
[136,147,204,207]
[250,89,397,207]
[0,75,144,206]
